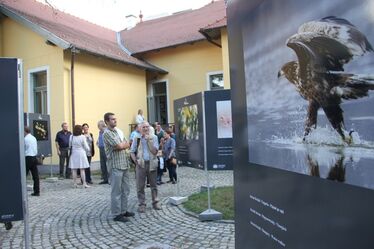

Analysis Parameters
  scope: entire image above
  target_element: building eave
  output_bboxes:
[131,38,208,56]
[0,5,71,49]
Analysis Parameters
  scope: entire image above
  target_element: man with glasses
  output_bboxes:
[103,112,134,222]
[130,121,161,213]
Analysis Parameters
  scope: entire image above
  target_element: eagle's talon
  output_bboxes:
[344,130,355,145]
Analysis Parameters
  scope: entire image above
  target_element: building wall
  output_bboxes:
[2,17,65,163]
[2,17,147,164]
[221,28,231,89]
[63,52,147,162]
[1,15,229,163]
[144,40,223,123]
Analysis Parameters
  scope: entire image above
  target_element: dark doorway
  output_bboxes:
[148,81,168,124]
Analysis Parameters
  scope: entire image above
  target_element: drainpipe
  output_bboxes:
[71,48,76,127]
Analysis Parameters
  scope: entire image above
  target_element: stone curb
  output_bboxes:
[164,197,236,225]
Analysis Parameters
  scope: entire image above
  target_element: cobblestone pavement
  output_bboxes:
[0,167,235,249]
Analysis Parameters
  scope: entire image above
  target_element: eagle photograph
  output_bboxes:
[243,0,374,190]
[278,16,374,144]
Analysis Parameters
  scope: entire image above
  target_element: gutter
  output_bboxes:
[199,28,222,48]
[116,32,132,56]
[0,5,70,49]
[0,5,166,74]
[116,32,168,74]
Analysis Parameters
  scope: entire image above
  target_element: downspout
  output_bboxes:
[71,48,76,127]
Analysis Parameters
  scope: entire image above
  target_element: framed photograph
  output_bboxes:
[228,0,374,248]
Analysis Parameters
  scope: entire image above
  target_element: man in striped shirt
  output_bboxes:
[103,112,135,223]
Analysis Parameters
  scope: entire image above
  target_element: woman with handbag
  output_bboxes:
[82,123,95,184]
[69,125,91,188]
[163,128,177,184]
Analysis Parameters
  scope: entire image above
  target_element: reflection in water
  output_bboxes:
[307,153,346,182]
[251,127,374,190]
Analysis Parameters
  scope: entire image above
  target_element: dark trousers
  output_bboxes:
[26,156,40,194]
[157,166,163,183]
[156,157,163,183]
[166,159,177,182]
[59,148,70,178]
[99,148,108,182]
[85,156,92,183]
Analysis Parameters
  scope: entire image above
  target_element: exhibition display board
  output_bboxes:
[227,0,374,248]
[204,90,233,170]
[0,58,26,223]
[174,92,204,169]
[24,113,52,157]
[174,90,233,170]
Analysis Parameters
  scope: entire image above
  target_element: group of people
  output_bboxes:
[53,110,177,223]
[17,109,178,226]
[104,112,177,222]
[134,110,177,184]
[55,122,96,188]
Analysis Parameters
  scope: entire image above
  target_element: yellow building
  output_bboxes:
[0,0,228,164]
[119,1,229,124]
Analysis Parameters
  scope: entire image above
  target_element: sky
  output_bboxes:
[38,0,213,31]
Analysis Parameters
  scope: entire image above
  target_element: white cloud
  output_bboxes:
[39,0,213,31]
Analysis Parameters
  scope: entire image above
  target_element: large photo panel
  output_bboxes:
[244,0,374,190]
[204,90,233,170]
[174,92,204,169]
[228,0,374,248]
[0,58,25,222]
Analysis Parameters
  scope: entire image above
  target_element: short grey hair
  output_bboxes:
[97,120,106,127]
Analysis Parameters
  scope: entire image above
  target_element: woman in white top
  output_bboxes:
[135,109,145,124]
[82,123,95,184]
[69,125,90,188]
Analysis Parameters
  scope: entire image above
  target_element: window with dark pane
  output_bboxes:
[31,71,47,114]
[209,73,224,90]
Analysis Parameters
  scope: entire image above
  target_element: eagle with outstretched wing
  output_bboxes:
[278,16,374,143]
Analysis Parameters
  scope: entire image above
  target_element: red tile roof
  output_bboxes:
[0,0,164,72]
[119,0,226,55]
[202,16,227,31]
[200,16,227,41]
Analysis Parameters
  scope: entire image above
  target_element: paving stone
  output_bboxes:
[0,167,234,248]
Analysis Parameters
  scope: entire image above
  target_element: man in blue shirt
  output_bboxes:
[129,124,141,145]
[97,120,108,184]
[55,122,72,179]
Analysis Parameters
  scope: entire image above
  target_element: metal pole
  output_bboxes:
[18,60,30,249]
[23,195,30,249]
[71,48,76,127]
[205,161,211,210]
[176,162,180,196]
[202,92,211,210]
[50,156,53,178]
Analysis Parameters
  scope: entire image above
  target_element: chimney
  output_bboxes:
[125,14,137,29]
[139,10,143,23]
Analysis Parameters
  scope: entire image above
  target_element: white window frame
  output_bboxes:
[149,79,170,123]
[28,66,50,114]
[206,71,224,91]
